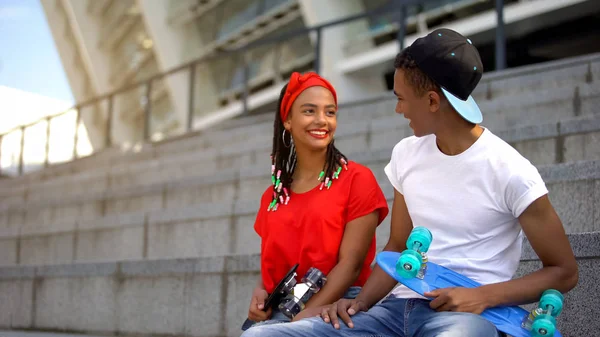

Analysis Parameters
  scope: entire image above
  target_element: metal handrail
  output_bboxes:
[0,0,508,177]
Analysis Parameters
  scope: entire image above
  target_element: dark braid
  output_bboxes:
[268,84,348,211]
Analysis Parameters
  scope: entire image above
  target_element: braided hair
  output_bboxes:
[268,84,348,211]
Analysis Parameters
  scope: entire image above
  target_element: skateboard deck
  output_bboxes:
[376,251,563,337]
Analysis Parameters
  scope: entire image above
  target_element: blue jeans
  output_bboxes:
[241,295,504,337]
[244,286,362,330]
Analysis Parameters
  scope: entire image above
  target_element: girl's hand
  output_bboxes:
[247,287,272,322]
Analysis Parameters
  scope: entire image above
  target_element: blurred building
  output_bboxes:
[40,0,600,151]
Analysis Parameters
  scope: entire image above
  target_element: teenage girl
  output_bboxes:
[243,72,389,329]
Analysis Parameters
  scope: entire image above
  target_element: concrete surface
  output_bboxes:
[0,232,596,337]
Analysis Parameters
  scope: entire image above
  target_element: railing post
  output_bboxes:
[495,0,507,70]
[73,108,81,159]
[18,126,25,176]
[144,80,153,141]
[314,27,322,74]
[242,53,250,115]
[396,1,407,50]
[44,116,51,168]
[188,63,196,131]
[106,96,113,148]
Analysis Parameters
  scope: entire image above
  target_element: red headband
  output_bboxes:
[280,72,337,121]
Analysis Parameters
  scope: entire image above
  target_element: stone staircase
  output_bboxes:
[0,52,599,337]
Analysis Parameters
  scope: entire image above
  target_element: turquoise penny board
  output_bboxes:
[376,251,562,337]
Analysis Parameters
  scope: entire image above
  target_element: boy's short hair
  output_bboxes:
[394,50,441,98]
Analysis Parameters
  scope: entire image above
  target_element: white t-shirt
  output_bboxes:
[383,127,548,299]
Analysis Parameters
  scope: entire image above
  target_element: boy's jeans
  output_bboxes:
[241,296,504,337]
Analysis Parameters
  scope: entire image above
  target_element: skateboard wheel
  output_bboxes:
[396,250,422,278]
[302,267,326,291]
[279,297,303,319]
[531,316,556,337]
[539,289,564,316]
[406,227,433,253]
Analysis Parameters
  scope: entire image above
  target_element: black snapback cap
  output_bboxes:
[405,28,484,123]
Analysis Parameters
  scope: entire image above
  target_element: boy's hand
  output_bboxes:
[321,298,369,329]
[425,287,490,314]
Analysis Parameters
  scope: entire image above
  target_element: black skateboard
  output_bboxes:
[241,264,327,330]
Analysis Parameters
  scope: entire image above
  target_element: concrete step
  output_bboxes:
[0,145,153,190]
[0,232,597,337]
[365,114,600,167]
[1,159,598,267]
[472,52,600,102]
[4,72,599,195]
[340,80,600,132]
[0,331,110,337]
[3,113,599,218]
[0,120,271,190]
[108,79,600,178]
[478,82,600,131]
[6,114,600,200]
[2,112,599,214]
[2,53,598,193]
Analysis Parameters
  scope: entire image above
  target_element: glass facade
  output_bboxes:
[110,19,155,86]
[210,16,313,104]
[190,0,308,104]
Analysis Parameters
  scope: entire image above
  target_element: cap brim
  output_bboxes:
[441,88,483,124]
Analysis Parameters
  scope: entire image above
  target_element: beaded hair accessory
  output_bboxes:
[268,157,348,212]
